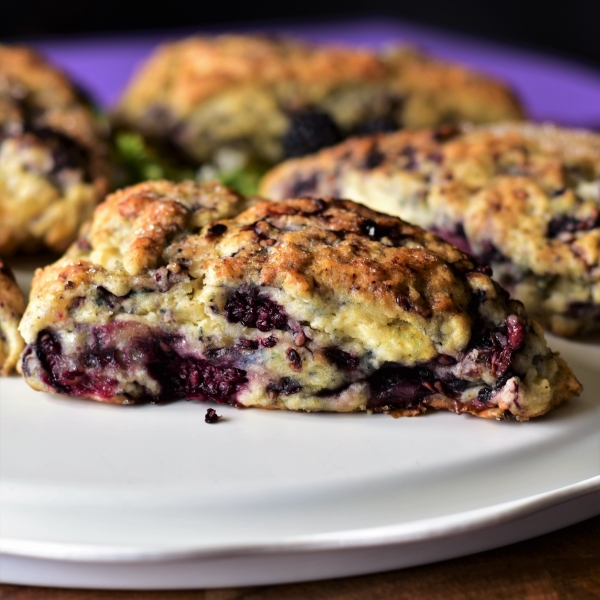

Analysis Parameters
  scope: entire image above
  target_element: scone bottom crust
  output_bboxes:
[19,181,581,419]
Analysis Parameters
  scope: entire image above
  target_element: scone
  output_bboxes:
[261,123,600,337]
[113,35,523,189]
[19,181,580,419]
[0,44,109,254]
[0,260,25,375]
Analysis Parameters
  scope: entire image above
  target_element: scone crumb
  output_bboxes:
[205,408,221,424]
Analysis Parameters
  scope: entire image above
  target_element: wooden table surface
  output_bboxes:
[2,515,599,600]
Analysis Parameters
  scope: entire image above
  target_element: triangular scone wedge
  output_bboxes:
[0,260,25,375]
[20,181,581,419]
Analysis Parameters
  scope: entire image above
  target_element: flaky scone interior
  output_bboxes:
[261,123,600,337]
[20,181,581,419]
[0,260,25,375]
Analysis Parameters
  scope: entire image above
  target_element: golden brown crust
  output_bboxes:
[20,181,580,418]
[0,44,109,254]
[114,35,523,165]
[261,123,600,336]
[0,259,25,375]
[118,36,388,113]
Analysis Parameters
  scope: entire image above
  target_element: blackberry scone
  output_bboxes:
[0,44,109,254]
[0,260,25,375]
[19,181,580,419]
[113,35,523,190]
[261,123,600,337]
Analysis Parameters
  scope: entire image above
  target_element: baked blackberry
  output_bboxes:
[261,123,600,337]
[20,181,580,419]
[0,260,25,375]
[0,44,109,254]
[113,35,523,190]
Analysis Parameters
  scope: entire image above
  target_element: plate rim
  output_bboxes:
[2,474,598,563]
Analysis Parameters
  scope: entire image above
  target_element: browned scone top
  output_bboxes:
[0,259,25,375]
[20,181,580,419]
[0,44,109,254]
[261,123,600,337]
[114,35,523,166]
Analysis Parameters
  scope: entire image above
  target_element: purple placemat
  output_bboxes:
[29,17,600,128]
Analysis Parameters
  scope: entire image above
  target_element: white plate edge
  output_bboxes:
[2,473,598,564]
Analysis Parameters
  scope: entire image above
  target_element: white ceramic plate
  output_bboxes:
[1,255,599,589]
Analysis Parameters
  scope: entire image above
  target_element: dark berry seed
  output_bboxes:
[360,219,401,242]
[282,108,341,158]
[286,348,303,372]
[294,331,307,346]
[323,347,359,370]
[395,295,432,319]
[206,223,227,238]
[396,296,413,312]
[476,265,493,276]
[96,286,126,310]
[205,408,221,424]
[237,339,259,350]
[260,336,278,348]
[478,386,493,403]
[267,377,302,398]
[224,288,289,332]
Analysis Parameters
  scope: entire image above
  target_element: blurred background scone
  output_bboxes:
[113,35,523,191]
[0,259,25,375]
[0,45,109,255]
[261,123,600,337]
